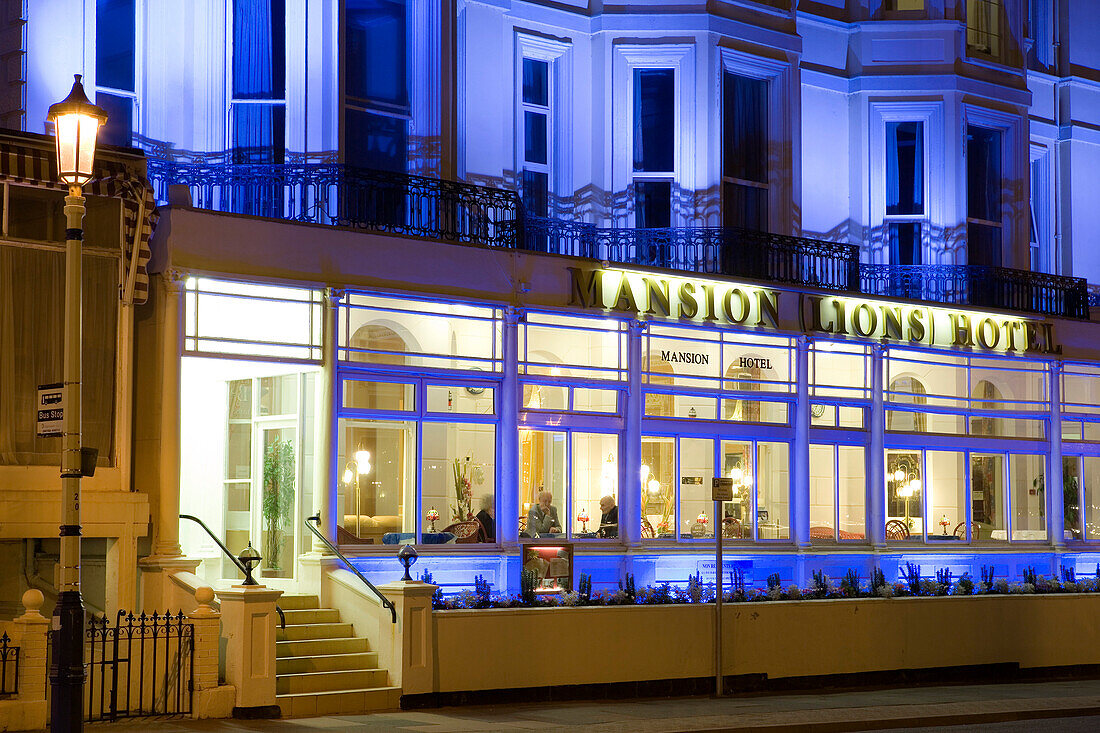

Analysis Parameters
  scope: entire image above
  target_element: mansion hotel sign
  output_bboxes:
[567,267,1061,355]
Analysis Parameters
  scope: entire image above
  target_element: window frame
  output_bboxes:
[91,0,141,147]
[514,33,572,218]
[224,0,289,161]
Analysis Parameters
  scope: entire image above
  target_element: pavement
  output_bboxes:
[74,678,1100,732]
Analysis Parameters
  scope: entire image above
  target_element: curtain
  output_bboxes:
[0,246,117,465]
[231,0,285,164]
[723,74,767,184]
[886,121,923,216]
[633,69,675,173]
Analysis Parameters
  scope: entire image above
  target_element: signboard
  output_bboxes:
[36,383,64,437]
[712,477,734,502]
[681,476,703,485]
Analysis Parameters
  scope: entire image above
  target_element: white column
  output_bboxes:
[313,288,340,551]
[868,344,887,547]
[791,336,811,547]
[621,319,644,547]
[499,307,520,544]
[155,269,185,557]
[1048,361,1066,547]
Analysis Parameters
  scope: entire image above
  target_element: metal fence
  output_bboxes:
[84,610,194,722]
[0,633,18,697]
[147,159,1091,319]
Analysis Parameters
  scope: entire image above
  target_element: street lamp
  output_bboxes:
[47,74,106,733]
[342,448,372,538]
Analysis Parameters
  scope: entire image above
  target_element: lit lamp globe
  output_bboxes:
[237,542,262,586]
[47,75,108,188]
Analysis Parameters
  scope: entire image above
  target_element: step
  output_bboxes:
[276,637,370,658]
[277,686,402,718]
[281,608,340,626]
[278,594,321,611]
[277,651,379,675]
[276,668,388,695]
[277,622,355,641]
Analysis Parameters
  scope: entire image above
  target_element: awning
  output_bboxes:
[0,139,156,305]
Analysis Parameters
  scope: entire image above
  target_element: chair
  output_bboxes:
[953,521,980,541]
[442,520,484,544]
[641,517,656,539]
[809,526,834,540]
[722,517,743,539]
[885,520,910,541]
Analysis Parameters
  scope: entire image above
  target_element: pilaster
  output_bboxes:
[621,318,645,548]
[216,584,283,717]
[376,580,438,695]
[791,335,811,548]
[868,344,887,548]
[499,307,520,545]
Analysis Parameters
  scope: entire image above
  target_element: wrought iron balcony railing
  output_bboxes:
[147,159,1092,320]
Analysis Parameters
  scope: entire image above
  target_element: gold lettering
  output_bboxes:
[702,283,718,321]
[852,303,879,338]
[1002,320,1023,352]
[1042,323,1062,354]
[568,267,602,308]
[722,287,751,324]
[951,314,974,347]
[907,308,926,342]
[679,282,699,319]
[645,277,670,317]
[807,295,834,333]
[883,306,903,341]
[612,274,639,312]
[831,299,849,335]
[756,290,779,329]
[1024,322,1041,353]
[976,317,1000,350]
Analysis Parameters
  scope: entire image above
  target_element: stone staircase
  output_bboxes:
[275,594,400,717]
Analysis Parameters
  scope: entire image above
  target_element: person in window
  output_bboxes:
[598,495,619,538]
[475,493,495,542]
[527,490,561,537]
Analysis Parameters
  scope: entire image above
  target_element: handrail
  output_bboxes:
[178,513,285,629]
[305,515,397,624]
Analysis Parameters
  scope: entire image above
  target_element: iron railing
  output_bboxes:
[85,610,193,722]
[305,516,397,623]
[860,264,1090,319]
[147,159,1092,319]
[178,514,285,629]
[0,633,18,696]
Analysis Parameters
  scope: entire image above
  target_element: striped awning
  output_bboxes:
[0,139,156,305]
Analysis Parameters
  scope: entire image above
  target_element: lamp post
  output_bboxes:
[47,74,107,733]
[341,448,372,538]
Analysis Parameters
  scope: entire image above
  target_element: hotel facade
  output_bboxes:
[4,0,1100,613]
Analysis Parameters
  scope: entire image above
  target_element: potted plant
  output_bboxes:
[262,438,295,571]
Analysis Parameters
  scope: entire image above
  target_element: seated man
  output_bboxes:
[526,490,561,537]
[475,493,495,542]
[598,495,619,538]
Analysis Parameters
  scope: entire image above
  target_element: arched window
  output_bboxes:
[971,379,1002,436]
[887,376,926,432]
[347,323,408,410]
[723,361,761,422]
[644,353,675,417]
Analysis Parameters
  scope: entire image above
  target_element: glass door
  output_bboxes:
[256,423,298,579]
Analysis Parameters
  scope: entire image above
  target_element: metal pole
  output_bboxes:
[51,184,86,731]
[714,497,723,697]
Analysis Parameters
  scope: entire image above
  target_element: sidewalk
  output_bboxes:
[81,678,1100,732]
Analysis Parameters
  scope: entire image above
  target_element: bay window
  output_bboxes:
[633,68,675,228]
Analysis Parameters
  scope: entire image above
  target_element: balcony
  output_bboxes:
[147,159,1090,320]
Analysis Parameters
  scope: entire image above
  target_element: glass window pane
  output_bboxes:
[679,438,715,539]
[809,444,835,541]
[522,383,566,410]
[967,222,1002,266]
[839,407,864,429]
[345,108,407,173]
[522,58,549,106]
[839,446,866,539]
[886,121,924,215]
[96,0,135,91]
[425,385,494,415]
[522,169,549,217]
[225,423,252,480]
[642,436,676,538]
[232,0,286,99]
[887,450,923,537]
[1010,453,1046,541]
[521,313,625,380]
[228,378,252,419]
[343,380,415,411]
[572,433,618,538]
[524,111,548,165]
[346,0,406,106]
[572,388,617,413]
[231,104,286,164]
[636,181,671,228]
[421,422,495,542]
[259,425,296,578]
[633,68,675,173]
[722,73,768,184]
[258,374,298,416]
[927,450,966,542]
[757,442,789,540]
[339,418,416,544]
[889,222,922,265]
[520,430,566,537]
[720,441,753,540]
[1083,456,1100,541]
[95,92,133,148]
[811,341,869,399]
[1064,456,1082,540]
[967,125,1001,222]
[723,182,768,231]
[971,453,1006,542]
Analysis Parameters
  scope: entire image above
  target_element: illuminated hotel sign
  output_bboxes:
[567,267,1061,355]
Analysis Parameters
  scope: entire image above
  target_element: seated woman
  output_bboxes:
[526,490,561,537]
[598,495,619,538]
[475,493,495,542]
